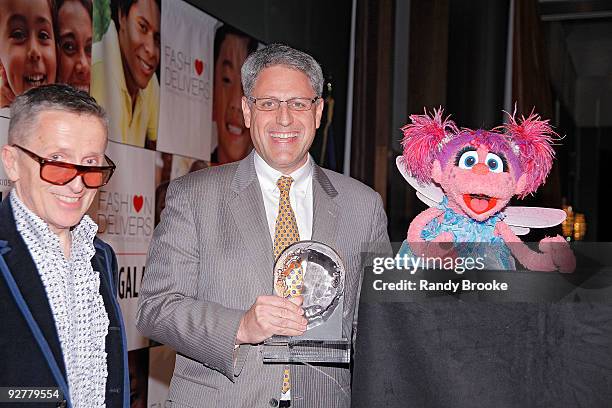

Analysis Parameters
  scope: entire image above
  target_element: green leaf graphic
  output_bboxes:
[93,0,111,43]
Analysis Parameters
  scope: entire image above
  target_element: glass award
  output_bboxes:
[262,241,350,364]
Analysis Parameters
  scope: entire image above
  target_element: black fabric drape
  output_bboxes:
[352,301,612,407]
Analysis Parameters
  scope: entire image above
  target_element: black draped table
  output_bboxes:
[352,244,612,408]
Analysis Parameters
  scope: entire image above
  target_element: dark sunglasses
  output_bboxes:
[13,144,116,188]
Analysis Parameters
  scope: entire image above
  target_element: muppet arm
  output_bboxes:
[407,207,454,258]
[495,220,575,272]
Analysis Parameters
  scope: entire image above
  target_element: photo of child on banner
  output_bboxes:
[0,0,93,106]
[209,24,258,165]
[92,0,161,149]
[0,0,57,108]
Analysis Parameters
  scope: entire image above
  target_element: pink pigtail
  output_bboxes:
[503,110,558,198]
[401,108,458,183]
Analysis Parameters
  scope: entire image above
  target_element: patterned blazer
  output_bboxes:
[136,151,391,408]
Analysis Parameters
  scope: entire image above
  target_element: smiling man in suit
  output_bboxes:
[136,44,391,408]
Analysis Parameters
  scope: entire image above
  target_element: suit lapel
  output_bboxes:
[311,165,339,251]
[0,198,68,380]
[228,153,275,294]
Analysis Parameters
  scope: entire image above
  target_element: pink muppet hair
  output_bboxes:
[401,108,559,198]
[400,108,458,183]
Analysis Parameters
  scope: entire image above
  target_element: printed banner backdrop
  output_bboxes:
[0,112,10,200]
[157,0,217,160]
[1,0,262,404]
[88,141,156,351]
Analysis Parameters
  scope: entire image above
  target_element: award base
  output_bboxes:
[261,338,350,364]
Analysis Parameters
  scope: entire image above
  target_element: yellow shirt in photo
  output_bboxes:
[91,20,159,148]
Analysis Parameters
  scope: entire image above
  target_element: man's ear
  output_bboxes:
[432,160,443,184]
[241,96,251,128]
[314,98,324,129]
[1,145,20,182]
[515,173,527,195]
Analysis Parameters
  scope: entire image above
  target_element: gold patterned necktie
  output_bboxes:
[273,176,301,395]
[274,176,300,259]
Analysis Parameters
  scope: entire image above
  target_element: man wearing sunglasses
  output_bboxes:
[0,84,129,407]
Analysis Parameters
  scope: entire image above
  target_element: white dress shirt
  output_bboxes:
[254,152,314,242]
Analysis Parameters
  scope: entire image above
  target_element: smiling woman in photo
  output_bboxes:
[56,0,92,93]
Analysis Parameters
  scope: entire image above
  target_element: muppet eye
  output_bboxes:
[485,153,504,173]
[458,151,479,169]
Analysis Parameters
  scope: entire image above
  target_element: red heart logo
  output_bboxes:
[194,59,203,76]
[133,195,144,213]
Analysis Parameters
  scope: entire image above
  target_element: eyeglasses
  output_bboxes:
[13,144,116,188]
[247,96,320,111]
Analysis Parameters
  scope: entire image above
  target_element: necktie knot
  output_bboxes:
[277,176,294,193]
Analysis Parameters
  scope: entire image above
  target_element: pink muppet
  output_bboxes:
[398,108,575,273]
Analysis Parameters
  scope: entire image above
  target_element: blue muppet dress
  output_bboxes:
[398,197,516,270]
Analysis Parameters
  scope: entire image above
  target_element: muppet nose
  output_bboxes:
[472,163,489,175]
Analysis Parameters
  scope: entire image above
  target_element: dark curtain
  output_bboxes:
[350,0,395,203]
[512,0,562,210]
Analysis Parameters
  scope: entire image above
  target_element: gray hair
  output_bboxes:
[9,83,108,145]
[241,43,324,97]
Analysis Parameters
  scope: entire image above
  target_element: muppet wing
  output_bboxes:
[501,207,567,229]
[396,156,444,205]
[508,225,530,236]
[416,191,440,208]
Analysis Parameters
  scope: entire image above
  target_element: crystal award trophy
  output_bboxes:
[261,241,350,364]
